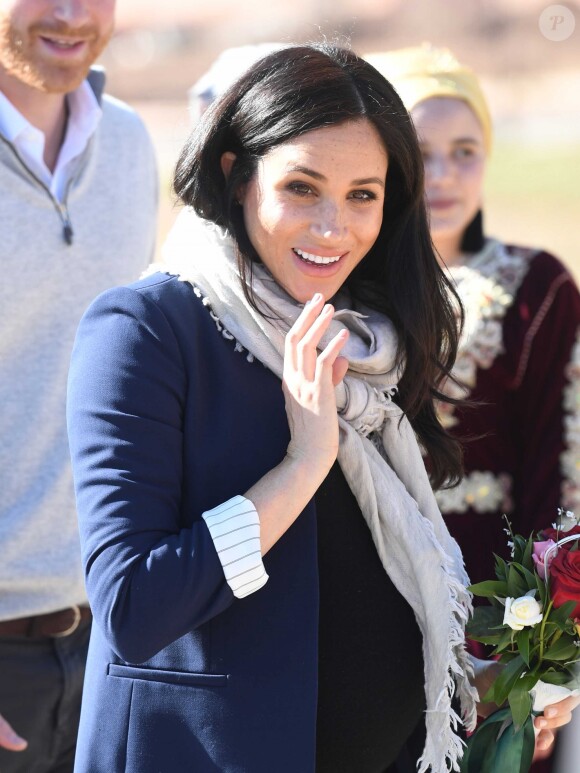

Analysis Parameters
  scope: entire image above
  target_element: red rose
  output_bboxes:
[549,547,580,619]
[541,525,580,548]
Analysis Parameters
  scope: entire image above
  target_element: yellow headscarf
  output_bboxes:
[366,44,493,152]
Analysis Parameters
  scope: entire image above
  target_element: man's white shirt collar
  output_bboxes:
[0,80,102,201]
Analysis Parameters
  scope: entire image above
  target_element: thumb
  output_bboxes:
[0,714,27,751]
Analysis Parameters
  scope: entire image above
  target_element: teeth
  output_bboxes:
[44,37,79,47]
[294,248,341,265]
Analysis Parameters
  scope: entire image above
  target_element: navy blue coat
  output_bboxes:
[67,273,321,772]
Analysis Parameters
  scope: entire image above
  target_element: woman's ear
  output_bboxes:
[220,151,236,181]
[220,152,245,204]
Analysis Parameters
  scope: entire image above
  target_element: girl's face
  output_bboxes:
[411,97,486,248]
[233,119,388,304]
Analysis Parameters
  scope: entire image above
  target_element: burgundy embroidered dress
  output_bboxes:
[436,239,580,587]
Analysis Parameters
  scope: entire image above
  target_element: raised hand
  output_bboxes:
[244,293,349,555]
[283,293,349,475]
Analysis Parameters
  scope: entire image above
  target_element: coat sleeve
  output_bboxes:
[67,284,235,663]
[510,267,580,536]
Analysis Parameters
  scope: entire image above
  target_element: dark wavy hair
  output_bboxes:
[174,43,464,489]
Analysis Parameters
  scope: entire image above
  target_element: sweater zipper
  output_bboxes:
[0,133,75,245]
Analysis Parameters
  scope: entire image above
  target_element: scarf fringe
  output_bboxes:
[416,516,478,772]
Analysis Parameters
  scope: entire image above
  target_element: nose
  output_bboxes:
[52,1,92,25]
[425,153,454,185]
[309,200,347,241]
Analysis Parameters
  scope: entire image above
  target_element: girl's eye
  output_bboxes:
[349,190,377,201]
[454,146,476,160]
[287,182,313,196]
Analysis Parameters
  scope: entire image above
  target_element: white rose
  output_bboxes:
[503,593,543,631]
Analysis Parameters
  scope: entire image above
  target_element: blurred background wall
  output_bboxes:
[102,0,580,278]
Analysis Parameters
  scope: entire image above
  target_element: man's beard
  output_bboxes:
[0,15,113,94]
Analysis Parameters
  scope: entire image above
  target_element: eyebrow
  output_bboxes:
[285,165,385,188]
[419,137,481,146]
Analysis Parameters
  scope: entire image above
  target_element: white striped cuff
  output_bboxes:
[202,495,268,599]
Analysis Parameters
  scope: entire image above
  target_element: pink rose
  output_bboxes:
[532,539,557,580]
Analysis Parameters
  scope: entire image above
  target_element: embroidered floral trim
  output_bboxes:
[438,240,536,429]
[436,470,513,515]
[562,326,580,511]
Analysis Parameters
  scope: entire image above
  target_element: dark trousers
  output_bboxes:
[0,620,90,773]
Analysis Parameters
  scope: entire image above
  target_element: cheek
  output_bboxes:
[461,163,485,200]
[250,196,302,243]
[359,209,384,249]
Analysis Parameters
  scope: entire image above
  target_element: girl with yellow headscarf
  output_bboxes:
[368,43,580,771]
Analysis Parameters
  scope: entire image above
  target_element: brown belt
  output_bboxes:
[0,605,92,638]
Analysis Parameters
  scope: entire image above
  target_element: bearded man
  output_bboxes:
[0,2,157,770]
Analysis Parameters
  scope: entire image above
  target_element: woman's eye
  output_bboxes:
[287,182,313,196]
[349,190,376,201]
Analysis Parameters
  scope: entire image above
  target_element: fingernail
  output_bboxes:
[311,293,322,304]
[537,718,547,728]
[545,708,557,718]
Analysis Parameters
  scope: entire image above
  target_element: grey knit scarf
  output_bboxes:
[150,209,478,772]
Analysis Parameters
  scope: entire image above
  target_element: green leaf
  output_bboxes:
[462,709,535,773]
[516,628,531,667]
[491,626,516,654]
[539,668,575,686]
[508,674,535,729]
[460,709,511,773]
[468,580,509,598]
[513,562,537,591]
[507,564,528,598]
[512,535,529,565]
[482,655,526,705]
[521,535,534,572]
[543,635,580,661]
[549,600,578,630]
[494,714,535,773]
[467,606,505,639]
[494,554,509,582]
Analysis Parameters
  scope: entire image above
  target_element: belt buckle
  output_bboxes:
[52,605,82,638]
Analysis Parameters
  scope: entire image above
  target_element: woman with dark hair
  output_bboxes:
[66,44,564,773]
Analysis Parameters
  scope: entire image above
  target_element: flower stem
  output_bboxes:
[538,600,554,664]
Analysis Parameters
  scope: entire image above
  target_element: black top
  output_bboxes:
[315,462,426,773]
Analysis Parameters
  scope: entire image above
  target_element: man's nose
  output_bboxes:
[52,1,92,26]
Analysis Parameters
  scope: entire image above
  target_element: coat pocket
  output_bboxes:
[107,663,228,688]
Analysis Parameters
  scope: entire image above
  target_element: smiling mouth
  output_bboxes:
[293,248,343,265]
[39,36,87,50]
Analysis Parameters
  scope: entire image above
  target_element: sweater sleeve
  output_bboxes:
[509,265,580,536]
[67,284,238,663]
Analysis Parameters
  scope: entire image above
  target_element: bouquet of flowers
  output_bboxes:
[461,510,580,773]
